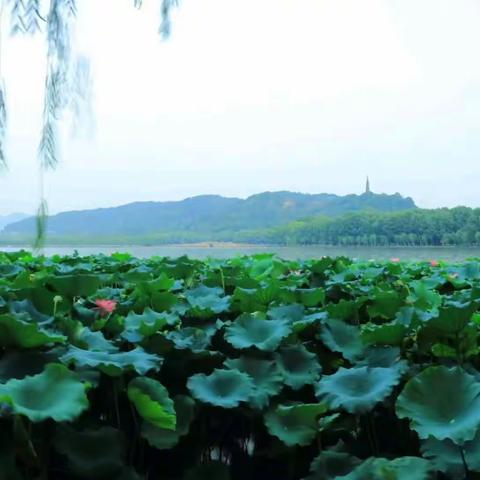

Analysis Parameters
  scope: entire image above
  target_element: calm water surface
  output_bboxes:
[2,245,480,262]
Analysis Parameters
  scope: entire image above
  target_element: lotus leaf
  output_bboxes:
[305,445,361,480]
[225,313,291,352]
[187,369,254,408]
[9,299,52,325]
[54,425,127,479]
[224,356,283,409]
[166,326,215,352]
[0,363,89,422]
[0,313,66,348]
[48,274,102,297]
[320,318,364,362]
[60,345,162,376]
[361,322,408,346]
[275,344,321,390]
[316,366,402,414]
[337,456,431,480]
[264,403,328,446]
[396,366,480,443]
[141,395,195,449]
[420,429,480,479]
[122,307,178,341]
[128,377,176,430]
[185,285,230,315]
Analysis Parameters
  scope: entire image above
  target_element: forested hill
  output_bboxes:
[1,191,415,237]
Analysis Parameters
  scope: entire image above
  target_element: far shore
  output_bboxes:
[0,242,475,249]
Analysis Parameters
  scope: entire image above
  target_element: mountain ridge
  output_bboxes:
[1,190,416,238]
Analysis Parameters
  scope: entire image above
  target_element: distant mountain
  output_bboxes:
[0,213,30,232]
[2,191,416,239]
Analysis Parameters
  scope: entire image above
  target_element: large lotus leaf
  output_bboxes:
[326,300,362,321]
[247,255,289,280]
[60,345,163,376]
[420,429,480,479]
[297,288,326,307]
[183,462,231,480]
[264,403,328,447]
[356,347,408,374]
[187,369,254,408]
[423,301,476,335]
[224,357,283,409]
[76,326,118,352]
[148,291,179,312]
[396,366,480,444]
[267,304,305,323]
[0,263,24,278]
[361,322,408,347]
[305,445,361,480]
[337,456,431,480]
[0,313,66,348]
[166,327,215,353]
[54,425,126,479]
[225,313,291,352]
[0,350,61,382]
[232,285,280,313]
[142,395,195,449]
[293,311,328,333]
[319,318,364,362]
[316,366,402,414]
[48,274,102,297]
[275,345,322,390]
[122,308,178,342]
[367,289,404,319]
[128,377,176,430]
[0,363,89,422]
[408,280,442,310]
[185,285,231,315]
[9,299,52,325]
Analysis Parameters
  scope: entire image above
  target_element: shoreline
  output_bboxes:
[0,242,478,249]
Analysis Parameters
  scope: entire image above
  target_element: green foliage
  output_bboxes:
[396,366,480,443]
[187,369,254,408]
[0,363,89,422]
[0,251,480,478]
[128,377,176,430]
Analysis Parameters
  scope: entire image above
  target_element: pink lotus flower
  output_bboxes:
[390,258,400,263]
[95,299,117,316]
[430,260,439,267]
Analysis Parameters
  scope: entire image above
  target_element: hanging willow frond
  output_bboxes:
[38,0,75,170]
[38,66,63,169]
[39,117,58,170]
[0,82,7,169]
[34,197,48,251]
[46,0,72,65]
[8,0,42,35]
[134,0,142,9]
[159,0,179,38]
[63,0,76,17]
[69,55,93,134]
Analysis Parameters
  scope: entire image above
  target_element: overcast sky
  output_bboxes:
[0,0,479,215]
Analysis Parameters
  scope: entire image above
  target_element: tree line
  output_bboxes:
[252,207,480,246]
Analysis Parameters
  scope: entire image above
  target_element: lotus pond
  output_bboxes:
[1,251,480,479]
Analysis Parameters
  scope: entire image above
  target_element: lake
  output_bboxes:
[2,244,480,262]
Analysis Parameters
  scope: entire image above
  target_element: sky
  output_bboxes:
[1,0,480,215]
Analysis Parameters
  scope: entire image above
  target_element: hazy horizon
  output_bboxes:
[1,0,480,215]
